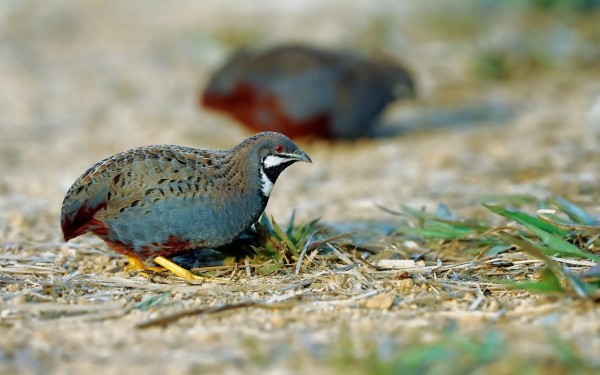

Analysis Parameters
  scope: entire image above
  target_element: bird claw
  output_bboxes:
[123,256,158,273]
[152,256,208,282]
[123,255,197,282]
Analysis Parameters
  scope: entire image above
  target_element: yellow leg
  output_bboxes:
[153,256,206,282]
[123,256,166,273]
[123,255,214,282]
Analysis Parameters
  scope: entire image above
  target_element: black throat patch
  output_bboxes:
[258,159,295,204]
[263,160,295,184]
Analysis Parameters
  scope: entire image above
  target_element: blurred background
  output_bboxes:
[1,0,600,241]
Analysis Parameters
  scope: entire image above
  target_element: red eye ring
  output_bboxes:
[274,144,284,153]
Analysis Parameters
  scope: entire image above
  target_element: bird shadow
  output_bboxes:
[170,228,259,269]
[369,98,519,138]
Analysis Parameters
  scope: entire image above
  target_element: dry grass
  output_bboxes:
[2,1,600,374]
[2,202,600,373]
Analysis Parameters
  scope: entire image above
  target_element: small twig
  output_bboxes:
[468,285,486,311]
[374,203,403,216]
[244,258,251,278]
[428,283,441,296]
[136,300,295,329]
[344,248,379,271]
[536,210,600,231]
[279,278,313,291]
[295,232,317,275]
[136,301,254,329]
[304,232,355,253]
[295,232,354,275]
[310,290,380,307]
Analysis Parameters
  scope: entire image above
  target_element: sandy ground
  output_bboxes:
[1,1,600,374]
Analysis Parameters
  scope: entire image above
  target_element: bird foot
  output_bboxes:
[152,256,209,282]
[123,255,219,283]
[123,256,167,273]
[122,255,189,279]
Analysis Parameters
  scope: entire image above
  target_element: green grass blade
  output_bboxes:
[292,224,312,252]
[524,221,600,261]
[480,194,539,205]
[497,267,564,293]
[271,216,298,256]
[487,245,514,256]
[400,204,433,221]
[134,291,172,311]
[484,204,568,236]
[286,209,297,235]
[259,213,273,232]
[433,203,453,220]
[497,233,599,298]
[549,196,596,225]
[401,205,491,233]
[565,273,600,298]
[396,224,472,240]
[257,261,283,276]
[252,243,281,262]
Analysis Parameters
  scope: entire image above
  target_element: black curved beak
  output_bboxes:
[291,148,312,163]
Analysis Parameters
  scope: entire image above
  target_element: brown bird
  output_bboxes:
[201,44,415,139]
[60,132,311,280]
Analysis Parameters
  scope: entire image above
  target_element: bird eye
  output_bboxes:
[274,144,284,153]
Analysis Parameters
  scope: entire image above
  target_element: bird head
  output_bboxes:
[242,132,311,198]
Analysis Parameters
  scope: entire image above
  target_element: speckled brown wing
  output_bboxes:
[60,132,311,262]
[60,144,261,259]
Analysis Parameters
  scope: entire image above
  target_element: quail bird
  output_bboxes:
[60,132,311,280]
[201,44,415,139]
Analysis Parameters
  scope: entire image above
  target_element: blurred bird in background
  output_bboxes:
[200,44,415,140]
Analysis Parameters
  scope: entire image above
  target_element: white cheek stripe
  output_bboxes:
[260,169,274,197]
[263,155,289,168]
